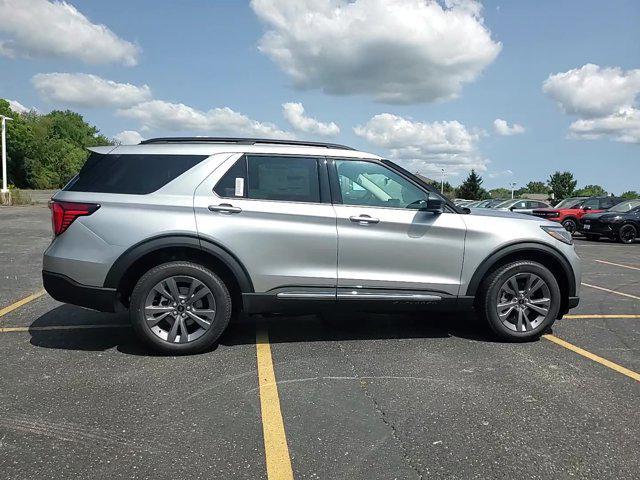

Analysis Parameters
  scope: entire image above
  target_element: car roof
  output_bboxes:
[89,137,381,160]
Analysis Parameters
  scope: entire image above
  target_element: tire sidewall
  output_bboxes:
[619,224,637,244]
[482,261,561,341]
[130,262,231,354]
[562,218,577,233]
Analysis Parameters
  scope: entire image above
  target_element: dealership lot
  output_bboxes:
[0,206,638,479]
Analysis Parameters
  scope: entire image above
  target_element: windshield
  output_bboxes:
[554,198,584,209]
[609,199,640,212]
[494,200,514,208]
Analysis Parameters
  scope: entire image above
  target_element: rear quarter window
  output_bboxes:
[65,152,208,194]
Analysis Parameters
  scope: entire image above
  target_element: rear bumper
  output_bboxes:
[42,270,117,312]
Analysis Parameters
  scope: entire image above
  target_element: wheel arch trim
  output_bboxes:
[103,234,254,293]
[465,241,576,297]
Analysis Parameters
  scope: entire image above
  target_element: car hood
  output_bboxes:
[467,208,544,222]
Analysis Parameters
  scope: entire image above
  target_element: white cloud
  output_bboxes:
[543,64,640,118]
[282,102,339,136]
[117,100,294,139]
[493,118,524,135]
[488,169,513,178]
[114,130,144,145]
[32,73,152,108]
[7,99,30,114]
[543,64,640,144]
[354,113,487,175]
[569,107,640,144]
[0,0,140,66]
[251,0,501,104]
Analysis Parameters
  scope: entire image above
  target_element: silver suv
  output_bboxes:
[43,137,580,353]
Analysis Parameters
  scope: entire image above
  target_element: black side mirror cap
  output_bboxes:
[420,197,444,213]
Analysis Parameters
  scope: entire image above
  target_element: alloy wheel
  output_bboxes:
[620,225,637,244]
[496,273,551,332]
[144,275,216,343]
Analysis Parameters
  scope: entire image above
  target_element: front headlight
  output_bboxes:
[541,225,573,245]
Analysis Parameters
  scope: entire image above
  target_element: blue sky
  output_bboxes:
[1,0,638,193]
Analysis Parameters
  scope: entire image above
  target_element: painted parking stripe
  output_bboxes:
[0,289,46,318]
[564,314,640,319]
[543,334,640,382]
[594,259,640,271]
[581,283,640,301]
[256,325,294,480]
[0,324,130,333]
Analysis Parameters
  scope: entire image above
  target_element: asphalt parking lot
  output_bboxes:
[0,205,638,480]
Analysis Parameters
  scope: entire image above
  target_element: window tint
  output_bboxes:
[66,153,208,194]
[600,198,616,209]
[335,160,428,209]
[582,198,599,209]
[247,155,320,203]
[214,157,247,198]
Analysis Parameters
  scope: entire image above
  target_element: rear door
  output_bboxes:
[330,159,466,298]
[194,154,337,294]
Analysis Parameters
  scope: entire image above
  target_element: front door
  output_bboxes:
[330,159,466,297]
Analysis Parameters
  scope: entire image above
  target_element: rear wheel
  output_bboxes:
[562,218,577,234]
[477,261,561,341]
[619,224,637,244]
[130,261,232,354]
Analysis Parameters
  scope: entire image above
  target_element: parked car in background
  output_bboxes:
[494,199,552,215]
[532,196,625,234]
[579,198,640,243]
[484,199,509,208]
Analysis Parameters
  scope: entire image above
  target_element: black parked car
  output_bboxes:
[580,199,640,243]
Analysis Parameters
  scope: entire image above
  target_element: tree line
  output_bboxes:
[426,169,638,202]
[1,99,638,199]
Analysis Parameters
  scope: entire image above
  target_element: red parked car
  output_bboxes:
[532,196,625,233]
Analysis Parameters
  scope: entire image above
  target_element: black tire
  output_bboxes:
[477,260,561,342]
[618,224,637,244]
[562,218,578,234]
[584,233,600,241]
[130,261,232,354]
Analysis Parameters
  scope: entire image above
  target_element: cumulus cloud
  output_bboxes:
[488,169,513,178]
[114,130,144,145]
[493,118,524,135]
[7,99,31,114]
[0,0,140,66]
[251,0,501,104]
[282,102,339,136]
[117,100,294,139]
[543,64,640,144]
[32,73,152,108]
[354,113,487,174]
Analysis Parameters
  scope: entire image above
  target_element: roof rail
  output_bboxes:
[139,137,355,150]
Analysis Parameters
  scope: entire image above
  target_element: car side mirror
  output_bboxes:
[583,206,591,211]
[509,206,516,211]
[420,197,444,214]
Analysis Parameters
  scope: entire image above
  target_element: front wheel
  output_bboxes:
[619,224,637,244]
[477,261,561,341]
[130,261,232,354]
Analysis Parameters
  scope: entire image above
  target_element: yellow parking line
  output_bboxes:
[0,324,130,333]
[543,334,640,382]
[582,282,640,301]
[564,314,640,319]
[594,259,640,271]
[256,325,294,480]
[0,289,46,318]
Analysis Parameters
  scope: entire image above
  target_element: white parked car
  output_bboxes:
[494,199,552,215]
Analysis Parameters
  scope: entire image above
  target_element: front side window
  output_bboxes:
[335,160,428,209]
[582,198,599,209]
[214,155,321,203]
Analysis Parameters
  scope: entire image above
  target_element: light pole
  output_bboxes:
[510,182,517,200]
[440,168,445,194]
[1,115,13,193]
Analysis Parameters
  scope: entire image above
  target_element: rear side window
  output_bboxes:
[214,155,321,203]
[65,152,208,194]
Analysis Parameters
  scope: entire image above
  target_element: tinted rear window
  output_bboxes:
[65,152,208,194]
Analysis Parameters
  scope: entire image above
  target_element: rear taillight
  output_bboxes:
[49,201,100,236]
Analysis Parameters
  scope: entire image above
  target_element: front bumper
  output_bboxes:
[42,270,117,312]
[579,221,617,236]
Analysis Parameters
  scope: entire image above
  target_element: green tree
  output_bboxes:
[548,171,577,201]
[522,181,549,194]
[489,187,511,198]
[457,170,487,200]
[575,184,607,197]
[621,190,639,199]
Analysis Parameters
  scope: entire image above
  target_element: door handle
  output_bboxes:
[208,203,242,214]
[349,214,379,224]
